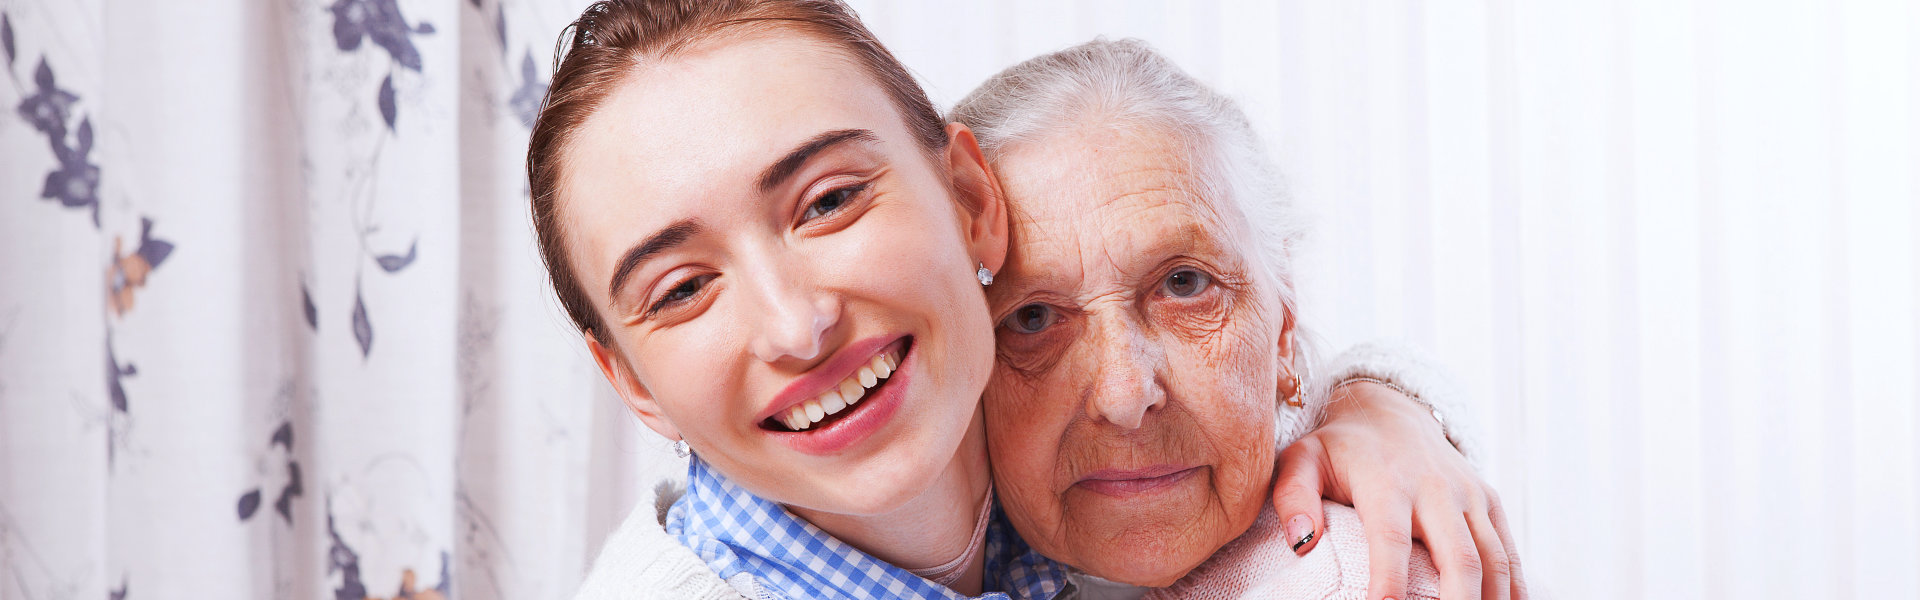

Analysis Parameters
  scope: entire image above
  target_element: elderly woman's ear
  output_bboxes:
[943,123,1010,275]
[1274,304,1300,400]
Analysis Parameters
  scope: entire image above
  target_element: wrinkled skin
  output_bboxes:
[981,124,1286,586]
[979,120,1525,600]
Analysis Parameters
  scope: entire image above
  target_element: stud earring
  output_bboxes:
[673,440,690,458]
[976,262,994,287]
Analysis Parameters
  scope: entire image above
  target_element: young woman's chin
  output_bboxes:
[780,423,972,516]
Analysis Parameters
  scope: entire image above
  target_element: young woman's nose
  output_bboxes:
[1083,317,1167,429]
[745,262,841,364]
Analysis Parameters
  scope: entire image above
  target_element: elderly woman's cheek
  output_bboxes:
[1162,301,1231,344]
[1181,321,1281,508]
[1155,291,1251,361]
[983,379,1079,556]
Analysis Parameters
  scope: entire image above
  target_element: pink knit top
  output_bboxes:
[1143,500,1442,600]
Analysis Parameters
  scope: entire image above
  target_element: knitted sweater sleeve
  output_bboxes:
[571,480,750,600]
[1279,340,1483,469]
[1142,501,1443,600]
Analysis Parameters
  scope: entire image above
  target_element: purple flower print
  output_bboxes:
[43,118,100,224]
[509,50,546,127]
[328,0,433,71]
[13,54,101,225]
[16,57,76,139]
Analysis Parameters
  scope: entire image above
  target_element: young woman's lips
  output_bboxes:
[1073,465,1205,498]
[761,337,912,456]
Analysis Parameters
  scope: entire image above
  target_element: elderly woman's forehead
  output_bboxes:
[1005,135,1249,245]
[1005,193,1257,294]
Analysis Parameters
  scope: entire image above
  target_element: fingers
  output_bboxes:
[1415,507,1485,600]
[1466,508,1513,600]
[1487,490,1527,600]
[1273,439,1330,555]
[1357,497,1415,600]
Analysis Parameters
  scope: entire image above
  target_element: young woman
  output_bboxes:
[528,1,1510,598]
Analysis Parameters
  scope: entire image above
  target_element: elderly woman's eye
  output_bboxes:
[1004,303,1057,334]
[1162,268,1212,298]
[800,183,870,223]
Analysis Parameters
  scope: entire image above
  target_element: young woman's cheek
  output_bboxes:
[630,299,755,442]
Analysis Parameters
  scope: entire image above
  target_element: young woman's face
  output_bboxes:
[558,31,1003,516]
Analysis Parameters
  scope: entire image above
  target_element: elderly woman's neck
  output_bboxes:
[789,411,994,595]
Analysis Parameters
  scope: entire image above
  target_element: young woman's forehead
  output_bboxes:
[563,33,910,209]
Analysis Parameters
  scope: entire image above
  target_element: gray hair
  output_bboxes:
[949,37,1317,382]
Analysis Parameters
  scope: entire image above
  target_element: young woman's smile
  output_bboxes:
[758,335,914,455]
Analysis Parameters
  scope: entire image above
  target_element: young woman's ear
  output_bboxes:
[587,334,681,441]
[944,122,1010,275]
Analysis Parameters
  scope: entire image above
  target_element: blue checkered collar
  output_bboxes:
[664,456,1069,600]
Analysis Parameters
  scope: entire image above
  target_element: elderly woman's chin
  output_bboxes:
[1039,472,1259,587]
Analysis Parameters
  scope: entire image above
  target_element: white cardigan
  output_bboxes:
[570,341,1476,600]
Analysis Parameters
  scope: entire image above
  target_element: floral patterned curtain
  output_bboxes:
[0,0,679,598]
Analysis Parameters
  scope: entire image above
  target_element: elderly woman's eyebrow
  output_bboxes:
[1119,218,1236,265]
[755,128,879,193]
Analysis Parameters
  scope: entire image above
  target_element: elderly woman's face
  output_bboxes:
[982,125,1287,585]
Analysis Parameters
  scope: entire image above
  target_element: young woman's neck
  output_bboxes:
[790,409,993,595]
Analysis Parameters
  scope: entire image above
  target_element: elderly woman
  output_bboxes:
[952,39,1521,599]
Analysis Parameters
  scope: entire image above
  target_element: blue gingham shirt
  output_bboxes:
[665,456,1070,600]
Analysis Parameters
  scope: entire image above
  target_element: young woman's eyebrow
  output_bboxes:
[755,128,878,193]
[608,219,703,301]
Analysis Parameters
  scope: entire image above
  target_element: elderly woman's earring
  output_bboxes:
[976,262,994,287]
[673,439,690,458]
[1281,352,1312,408]
[1291,347,1314,407]
[1281,365,1305,408]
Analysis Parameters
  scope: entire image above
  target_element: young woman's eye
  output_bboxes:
[1004,303,1057,334]
[1162,268,1212,298]
[800,183,869,223]
[649,273,716,315]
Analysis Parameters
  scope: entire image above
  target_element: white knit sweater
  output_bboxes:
[570,341,1475,600]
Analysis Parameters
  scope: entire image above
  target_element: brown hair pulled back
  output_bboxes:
[526,0,947,343]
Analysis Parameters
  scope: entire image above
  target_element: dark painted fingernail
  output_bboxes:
[1287,514,1315,552]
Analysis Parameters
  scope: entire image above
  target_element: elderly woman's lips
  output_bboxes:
[1073,465,1205,497]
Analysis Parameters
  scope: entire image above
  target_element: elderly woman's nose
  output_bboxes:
[1083,320,1168,428]
[744,263,840,364]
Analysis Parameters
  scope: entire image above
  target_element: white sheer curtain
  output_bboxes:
[2,1,1913,599]
[1,0,670,598]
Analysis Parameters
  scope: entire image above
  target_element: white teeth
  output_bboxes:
[778,349,906,431]
[820,390,847,415]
